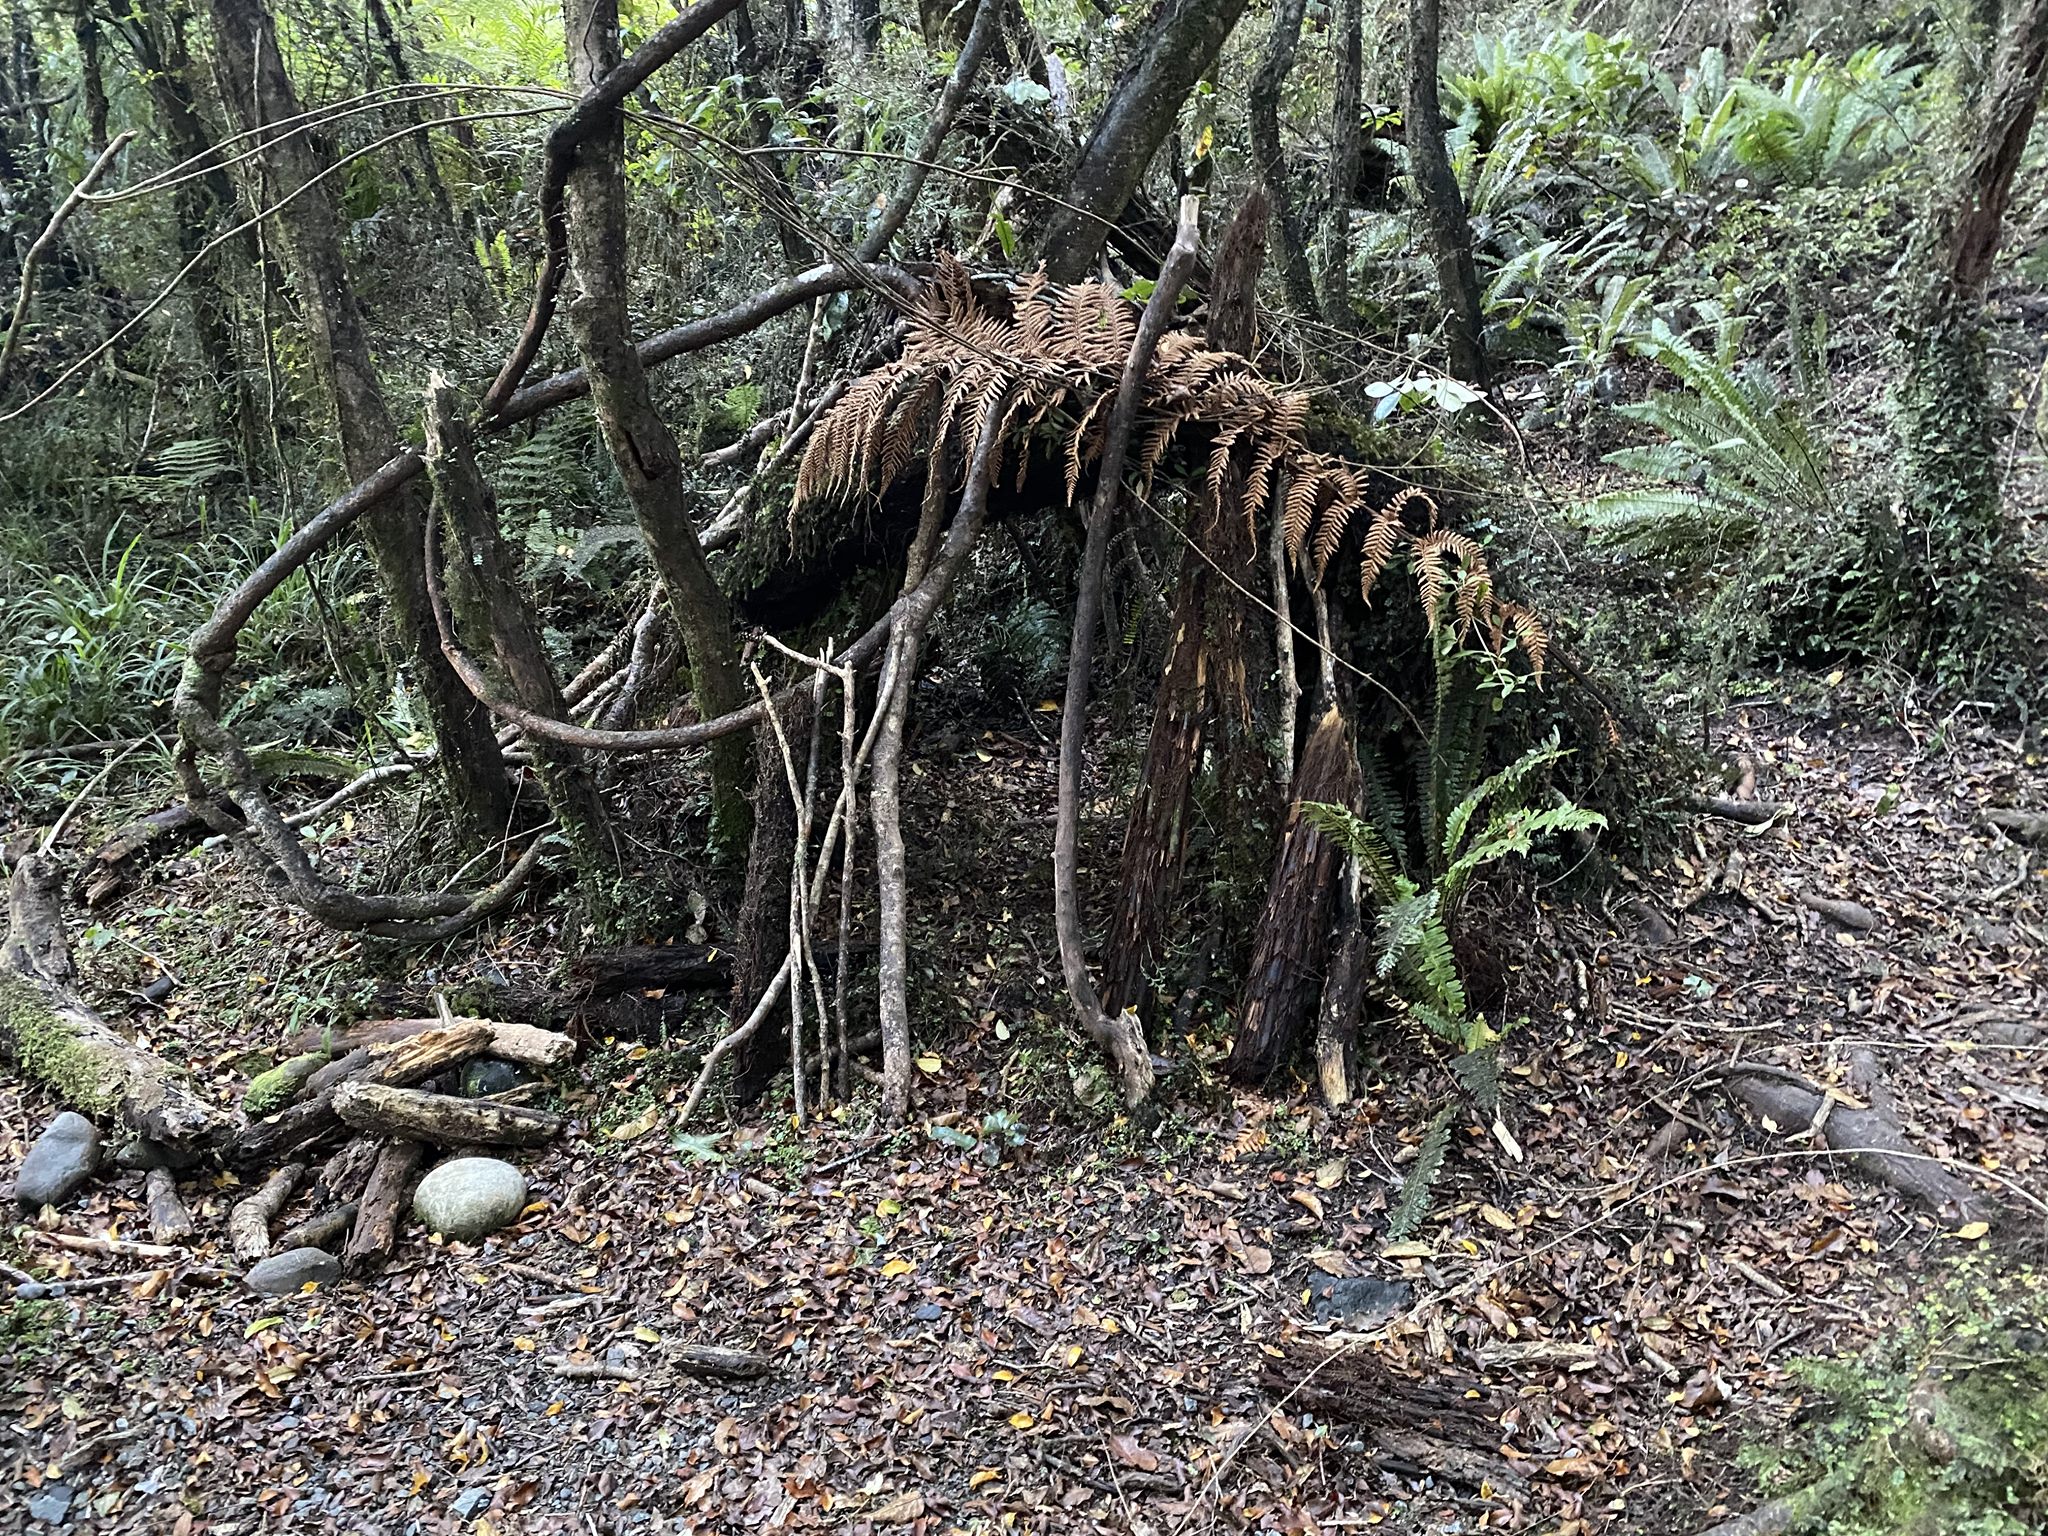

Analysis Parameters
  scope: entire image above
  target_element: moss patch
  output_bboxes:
[0,972,123,1116]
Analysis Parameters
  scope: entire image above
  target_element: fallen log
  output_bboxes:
[1978,807,2048,844]
[313,1136,381,1204]
[275,1201,359,1253]
[227,1021,496,1168]
[1,852,231,1152]
[283,1016,576,1070]
[144,1168,195,1242]
[1718,1060,1984,1221]
[1695,795,1787,827]
[333,1081,566,1146]
[229,1162,306,1264]
[344,1139,425,1277]
[572,945,731,998]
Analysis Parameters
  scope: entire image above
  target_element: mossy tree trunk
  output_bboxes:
[2,854,231,1150]
[560,0,753,861]
[204,0,514,843]
[421,375,620,894]
[1405,0,1490,388]
[1895,0,2048,673]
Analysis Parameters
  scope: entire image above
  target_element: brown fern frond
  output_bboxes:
[1282,469,1325,559]
[1503,602,1549,678]
[1311,466,1365,577]
[1411,533,1451,628]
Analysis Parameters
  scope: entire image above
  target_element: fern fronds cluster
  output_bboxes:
[795,258,1544,672]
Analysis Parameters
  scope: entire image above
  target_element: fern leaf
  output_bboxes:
[1385,1104,1456,1241]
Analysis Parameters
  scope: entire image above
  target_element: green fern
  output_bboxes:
[1386,1104,1457,1240]
[1570,317,1831,555]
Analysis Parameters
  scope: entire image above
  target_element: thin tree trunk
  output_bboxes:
[1318,0,1362,325]
[1101,190,1275,1019]
[364,0,454,221]
[1405,0,1489,387]
[67,0,109,153]
[560,0,752,860]
[421,375,618,887]
[1315,867,1368,1105]
[730,710,800,1101]
[1248,0,1318,316]
[1050,198,1202,1106]
[204,0,513,842]
[1037,0,1252,282]
[1227,704,1362,1083]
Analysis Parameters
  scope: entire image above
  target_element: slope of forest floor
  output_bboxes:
[3,676,2045,1535]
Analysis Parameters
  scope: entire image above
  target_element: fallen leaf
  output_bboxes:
[1313,1158,1347,1190]
[880,1257,916,1278]
[871,1490,925,1523]
[1007,1411,1035,1430]
[609,1106,660,1141]
[1952,1221,1990,1241]
[1107,1432,1160,1471]
[1479,1203,1518,1231]
[1382,1240,1432,1259]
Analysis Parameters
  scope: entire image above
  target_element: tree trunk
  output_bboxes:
[1036,0,1253,282]
[1,854,232,1151]
[364,0,454,221]
[1226,704,1362,1083]
[1315,871,1369,1106]
[1247,0,1318,316]
[66,0,109,152]
[1318,0,1362,324]
[110,4,265,467]
[1895,0,2048,664]
[1405,0,1489,388]
[422,374,618,889]
[203,0,514,842]
[730,716,800,1101]
[560,0,752,859]
[1101,190,1277,1019]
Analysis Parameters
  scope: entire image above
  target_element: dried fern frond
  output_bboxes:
[793,255,1547,677]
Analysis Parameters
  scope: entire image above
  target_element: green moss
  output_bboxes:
[0,972,123,1116]
[241,1049,330,1116]
[1734,1263,2048,1536]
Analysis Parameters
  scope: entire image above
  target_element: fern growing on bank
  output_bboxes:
[1571,315,1831,554]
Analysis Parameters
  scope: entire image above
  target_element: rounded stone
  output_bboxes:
[245,1246,343,1295]
[14,1112,101,1209]
[413,1157,528,1242]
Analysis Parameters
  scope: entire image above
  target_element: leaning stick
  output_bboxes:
[0,132,137,396]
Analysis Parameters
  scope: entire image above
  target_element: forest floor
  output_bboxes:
[3,674,2046,1535]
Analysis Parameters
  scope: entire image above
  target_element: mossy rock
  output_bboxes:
[242,1050,331,1117]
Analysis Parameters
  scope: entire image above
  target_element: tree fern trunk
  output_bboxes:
[1102,190,1276,1018]
[1226,704,1362,1083]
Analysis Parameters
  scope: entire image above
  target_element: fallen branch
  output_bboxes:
[1717,1060,1984,1220]
[1695,795,1787,827]
[229,1162,306,1264]
[343,1138,424,1277]
[144,1168,195,1242]
[273,1201,358,1253]
[333,1081,566,1146]
[1978,807,2048,844]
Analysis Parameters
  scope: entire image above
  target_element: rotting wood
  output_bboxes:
[343,1139,425,1277]
[273,1202,360,1253]
[333,1082,565,1146]
[1,853,231,1151]
[229,1162,306,1264]
[144,1168,195,1243]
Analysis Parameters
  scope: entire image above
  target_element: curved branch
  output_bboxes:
[1051,195,1201,1107]
[483,0,746,414]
